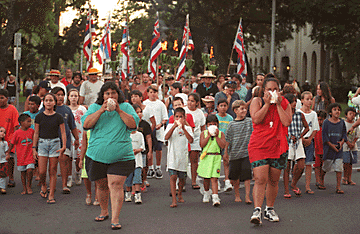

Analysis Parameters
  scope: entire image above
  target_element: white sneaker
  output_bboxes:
[67,176,73,188]
[75,173,82,186]
[264,208,280,222]
[224,180,233,192]
[212,194,220,207]
[250,208,262,225]
[218,183,221,192]
[203,191,211,203]
[125,192,132,202]
[134,193,142,204]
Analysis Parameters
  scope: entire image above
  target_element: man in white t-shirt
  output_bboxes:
[49,70,67,102]
[79,68,104,107]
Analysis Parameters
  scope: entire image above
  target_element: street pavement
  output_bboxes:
[1,148,360,234]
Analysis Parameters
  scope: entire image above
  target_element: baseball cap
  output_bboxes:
[38,80,51,91]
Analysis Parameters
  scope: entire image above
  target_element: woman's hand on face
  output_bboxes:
[276,91,282,105]
[263,91,271,104]
[100,99,108,113]
[113,98,121,112]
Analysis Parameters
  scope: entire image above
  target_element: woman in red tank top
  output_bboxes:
[248,76,291,225]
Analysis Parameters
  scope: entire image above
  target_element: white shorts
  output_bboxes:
[288,139,306,161]
[323,159,343,172]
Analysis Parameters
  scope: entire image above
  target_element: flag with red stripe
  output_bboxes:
[148,12,162,80]
[233,18,247,76]
[83,7,96,71]
[120,18,129,80]
[176,14,189,81]
[96,15,112,65]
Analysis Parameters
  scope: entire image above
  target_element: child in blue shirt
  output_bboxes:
[23,95,41,130]
[322,103,348,194]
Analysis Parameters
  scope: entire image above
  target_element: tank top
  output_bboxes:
[314,95,326,112]
[204,130,221,154]
[6,81,16,97]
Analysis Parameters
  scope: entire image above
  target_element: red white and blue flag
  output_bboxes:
[233,18,247,76]
[176,14,190,81]
[83,7,96,71]
[120,17,130,80]
[148,12,162,80]
[188,29,194,51]
[96,15,112,65]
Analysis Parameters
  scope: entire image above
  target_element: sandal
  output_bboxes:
[348,181,356,186]
[305,189,314,194]
[93,199,100,206]
[111,223,122,230]
[94,215,109,222]
[62,187,71,194]
[336,189,344,194]
[291,187,302,196]
[316,184,326,190]
[47,199,56,204]
[40,190,48,199]
[284,194,292,199]
[0,188,6,194]
[7,180,15,187]
[86,194,92,205]
[191,184,200,190]
[342,178,348,185]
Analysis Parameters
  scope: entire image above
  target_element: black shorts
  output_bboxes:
[151,129,163,151]
[85,156,135,181]
[229,157,252,182]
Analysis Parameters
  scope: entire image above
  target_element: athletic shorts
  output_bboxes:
[323,159,343,172]
[168,169,187,179]
[85,155,135,181]
[151,129,163,151]
[229,157,252,182]
[343,151,358,164]
[251,152,288,170]
[288,139,306,161]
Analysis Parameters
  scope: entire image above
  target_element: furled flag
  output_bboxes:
[188,29,195,51]
[176,14,190,81]
[148,12,162,80]
[233,18,247,76]
[96,15,112,65]
[83,7,96,71]
[120,17,130,80]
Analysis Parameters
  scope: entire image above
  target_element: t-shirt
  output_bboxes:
[165,124,193,172]
[70,105,87,157]
[79,80,104,106]
[10,128,35,166]
[23,111,40,130]
[53,105,76,150]
[25,80,34,90]
[214,91,241,118]
[298,109,320,138]
[130,131,145,168]
[196,82,219,107]
[343,121,359,152]
[6,81,16,96]
[184,106,206,151]
[35,112,64,139]
[225,118,253,160]
[322,119,347,160]
[143,99,168,142]
[138,120,152,154]
[66,83,81,93]
[216,114,233,133]
[0,105,19,143]
[0,141,9,163]
[169,113,195,151]
[81,102,140,164]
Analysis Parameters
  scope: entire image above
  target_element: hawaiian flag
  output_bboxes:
[148,12,162,80]
[83,7,96,71]
[96,15,112,65]
[120,17,130,80]
[233,18,247,76]
[176,14,190,81]
[188,29,194,51]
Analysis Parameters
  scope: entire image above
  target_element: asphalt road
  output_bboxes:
[1,147,360,234]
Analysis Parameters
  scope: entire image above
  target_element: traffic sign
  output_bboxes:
[14,33,21,46]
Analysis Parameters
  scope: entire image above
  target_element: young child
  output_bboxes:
[216,99,234,192]
[282,94,309,198]
[297,91,320,195]
[125,128,145,204]
[342,107,358,185]
[23,95,41,130]
[197,114,226,206]
[322,103,348,194]
[6,114,35,195]
[143,85,168,179]
[0,127,8,194]
[33,93,66,204]
[314,110,327,189]
[201,96,216,118]
[185,93,206,189]
[224,100,253,203]
[164,107,193,207]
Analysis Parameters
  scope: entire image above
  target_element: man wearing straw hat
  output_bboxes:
[49,69,68,102]
[196,71,219,107]
[79,68,104,107]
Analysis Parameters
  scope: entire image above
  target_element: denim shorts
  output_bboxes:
[343,151,358,164]
[168,169,187,179]
[38,138,61,158]
[142,153,147,168]
[17,163,35,172]
[251,152,288,170]
[125,167,142,187]
[304,140,315,165]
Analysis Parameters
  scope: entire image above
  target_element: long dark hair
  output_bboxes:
[95,82,124,105]
[317,81,332,109]
[43,93,57,111]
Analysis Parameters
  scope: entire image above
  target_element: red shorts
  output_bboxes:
[313,154,323,168]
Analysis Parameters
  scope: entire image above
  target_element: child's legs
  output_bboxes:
[291,158,305,188]
[169,174,178,205]
[132,168,142,192]
[336,171,342,189]
[7,156,15,181]
[343,163,350,180]
[189,151,200,185]
[38,156,49,190]
[83,178,92,195]
[59,152,70,188]
[203,178,211,191]
[26,166,34,188]
[304,141,315,190]
[48,157,59,199]
[210,177,218,194]
[231,179,240,200]
[178,177,185,200]
[283,160,291,194]
[252,164,269,208]
[155,150,162,167]
[21,171,27,191]
[314,154,322,183]
[223,153,230,181]
[266,166,281,207]
[305,165,312,190]
[125,172,134,189]
[244,180,251,201]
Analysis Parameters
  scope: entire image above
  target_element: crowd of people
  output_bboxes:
[0,67,358,229]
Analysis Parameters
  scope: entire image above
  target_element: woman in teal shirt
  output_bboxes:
[82,82,139,230]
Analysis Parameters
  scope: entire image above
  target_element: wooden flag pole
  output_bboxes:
[226,48,234,75]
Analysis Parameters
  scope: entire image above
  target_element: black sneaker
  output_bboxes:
[250,208,262,225]
[155,168,163,179]
[147,169,155,179]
